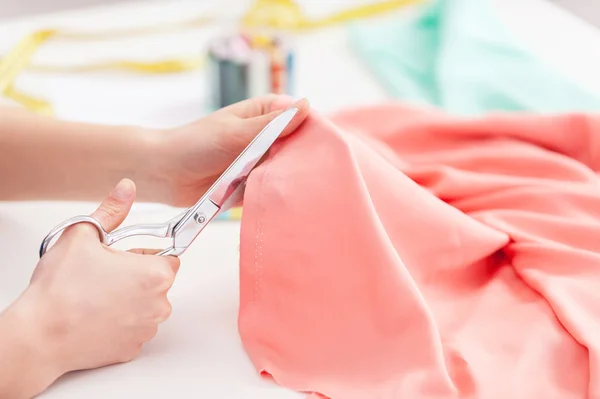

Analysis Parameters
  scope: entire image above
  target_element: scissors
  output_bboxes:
[39,107,298,258]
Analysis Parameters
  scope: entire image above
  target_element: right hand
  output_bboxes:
[17,178,180,379]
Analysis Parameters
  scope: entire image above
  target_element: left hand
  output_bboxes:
[150,95,309,207]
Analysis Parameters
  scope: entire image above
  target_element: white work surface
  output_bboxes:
[1,0,600,397]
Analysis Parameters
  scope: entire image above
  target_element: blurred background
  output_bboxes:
[1,0,600,135]
[1,0,598,25]
[0,0,162,19]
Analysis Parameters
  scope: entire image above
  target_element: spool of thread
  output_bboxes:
[206,31,295,110]
[209,32,294,221]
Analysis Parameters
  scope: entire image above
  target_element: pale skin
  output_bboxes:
[0,94,310,399]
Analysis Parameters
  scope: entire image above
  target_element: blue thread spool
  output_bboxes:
[206,32,295,111]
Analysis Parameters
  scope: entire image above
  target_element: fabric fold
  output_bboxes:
[238,104,600,398]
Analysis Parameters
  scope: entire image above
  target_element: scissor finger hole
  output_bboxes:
[39,232,62,255]
[39,216,108,257]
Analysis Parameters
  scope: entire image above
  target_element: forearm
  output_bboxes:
[0,106,166,202]
[0,296,61,399]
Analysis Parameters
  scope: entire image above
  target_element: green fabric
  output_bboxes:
[347,0,600,115]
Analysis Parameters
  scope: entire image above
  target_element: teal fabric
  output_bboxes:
[347,0,600,115]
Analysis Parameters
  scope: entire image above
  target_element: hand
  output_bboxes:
[4,179,179,395]
[151,94,310,207]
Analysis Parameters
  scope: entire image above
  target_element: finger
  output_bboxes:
[154,300,173,324]
[246,98,310,139]
[128,248,162,255]
[154,259,180,294]
[230,98,310,147]
[269,95,304,114]
[91,178,136,232]
[128,248,181,274]
[165,256,181,275]
[140,324,159,341]
[218,94,293,119]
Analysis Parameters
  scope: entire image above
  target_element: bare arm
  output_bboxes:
[0,179,179,399]
[0,96,310,206]
[0,295,58,399]
[0,106,164,202]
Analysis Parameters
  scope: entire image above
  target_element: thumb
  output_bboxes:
[91,178,136,232]
[241,98,310,141]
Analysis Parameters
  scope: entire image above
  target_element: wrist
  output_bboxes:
[0,291,64,397]
[125,127,175,205]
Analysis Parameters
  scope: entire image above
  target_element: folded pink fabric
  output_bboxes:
[238,103,600,399]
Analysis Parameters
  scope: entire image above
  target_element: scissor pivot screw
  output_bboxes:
[194,213,206,224]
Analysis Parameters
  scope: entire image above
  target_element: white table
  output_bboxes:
[0,1,599,397]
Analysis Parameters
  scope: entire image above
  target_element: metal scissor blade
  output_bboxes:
[208,107,298,206]
[219,179,246,213]
[38,108,298,259]
[165,107,298,255]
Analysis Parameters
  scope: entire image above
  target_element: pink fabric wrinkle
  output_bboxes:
[238,103,600,399]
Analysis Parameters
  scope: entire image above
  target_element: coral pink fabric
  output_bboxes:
[238,104,600,399]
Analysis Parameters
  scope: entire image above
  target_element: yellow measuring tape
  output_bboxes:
[0,0,422,115]
[242,0,421,30]
[0,16,213,114]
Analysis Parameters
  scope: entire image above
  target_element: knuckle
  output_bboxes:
[155,301,173,322]
[157,264,176,287]
[131,344,144,360]
[168,257,181,273]
[142,325,159,342]
[65,223,98,242]
[98,200,122,218]
[140,267,174,290]
[120,345,142,363]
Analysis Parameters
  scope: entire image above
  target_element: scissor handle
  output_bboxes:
[39,215,176,258]
[39,216,109,258]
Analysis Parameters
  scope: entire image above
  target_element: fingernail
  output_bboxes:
[110,178,135,200]
[290,98,309,110]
